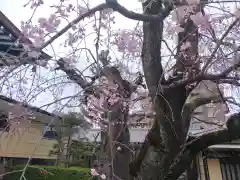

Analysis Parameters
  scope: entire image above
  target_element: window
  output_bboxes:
[220,158,240,180]
[0,112,10,132]
[42,126,58,140]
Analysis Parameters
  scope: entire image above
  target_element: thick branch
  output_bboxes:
[131,3,173,176]
[181,95,222,137]
[165,70,240,89]
[39,1,173,50]
[141,1,165,98]
[56,58,92,91]
[106,0,173,21]
[165,112,240,180]
[218,79,240,86]
[192,116,223,126]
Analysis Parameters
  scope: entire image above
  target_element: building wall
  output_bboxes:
[207,159,222,180]
[0,120,57,159]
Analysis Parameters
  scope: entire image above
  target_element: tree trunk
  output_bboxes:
[138,0,200,179]
[107,108,130,180]
[65,134,72,167]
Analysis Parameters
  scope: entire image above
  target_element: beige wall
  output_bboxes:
[0,120,57,159]
[207,159,222,180]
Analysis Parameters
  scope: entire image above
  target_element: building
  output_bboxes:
[82,80,240,179]
[0,11,51,66]
[0,9,238,180]
[0,95,60,167]
[189,80,238,180]
[0,10,57,168]
[195,139,240,180]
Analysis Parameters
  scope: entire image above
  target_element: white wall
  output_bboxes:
[73,128,149,143]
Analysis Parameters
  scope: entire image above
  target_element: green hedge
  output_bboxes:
[3,165,91,180]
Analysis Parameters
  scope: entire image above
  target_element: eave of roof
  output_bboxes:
[0,11,51,60]
[209,144,240,150]
[0,95,61,119]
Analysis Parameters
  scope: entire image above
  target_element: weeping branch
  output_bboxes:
[39,0,173,50]
[56,58,92,90]
[166,71,240,89]
[40,3,109,49]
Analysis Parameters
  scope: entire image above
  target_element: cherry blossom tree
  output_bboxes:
[2,0,240,179]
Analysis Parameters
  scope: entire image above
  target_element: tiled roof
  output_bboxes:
[0,11,51,66]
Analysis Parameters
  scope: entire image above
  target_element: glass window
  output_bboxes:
[0,112,10,132]
[220,158,240,180]
[42,125,58,139]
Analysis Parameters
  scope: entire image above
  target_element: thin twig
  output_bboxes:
[202,18,240,72]
[40,3,109,49]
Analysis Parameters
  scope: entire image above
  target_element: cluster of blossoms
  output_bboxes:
[61,55,78,69]
[22,1,90,48]
[168,0,240,35]
[168,0,210,35]
[20,14,61,47]
[86,75,129,126]
[29,0,44,9]
[90,169,106,179]
[112,29,142,58]
[38,14,61,33]
[39,169,49,175]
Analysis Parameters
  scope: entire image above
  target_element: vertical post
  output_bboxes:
[107,111,114,180]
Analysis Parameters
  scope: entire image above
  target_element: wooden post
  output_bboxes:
[107,111,114,180]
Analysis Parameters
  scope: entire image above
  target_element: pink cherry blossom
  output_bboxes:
[90,169,99,176]
[30,0,44,9]
[100,174,107,179]
[37,14,61,33]
[38,18,48,28]
[112,29,141,57]
[85,74,130,125]
[173,5,193,23]
[33,36,45,48]
[7,104,35,132]
[78,5,88,15]
[180,41,192,51]
[190,12,211,30]
[167,25,185,35]
[234,8,240,18]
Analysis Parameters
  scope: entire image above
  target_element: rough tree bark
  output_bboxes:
[2,0,240,179]
[52,1,240,179]
[102,68,132,180]
[57,58,144,179]
[129,0,236,179]
[130,0,190,178]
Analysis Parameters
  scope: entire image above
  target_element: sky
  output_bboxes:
[0,0,141,30]
[0,0,144,114]
[0,0,239,116]
[1,0,240,138]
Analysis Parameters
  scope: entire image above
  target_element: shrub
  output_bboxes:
[3,165,91,180]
